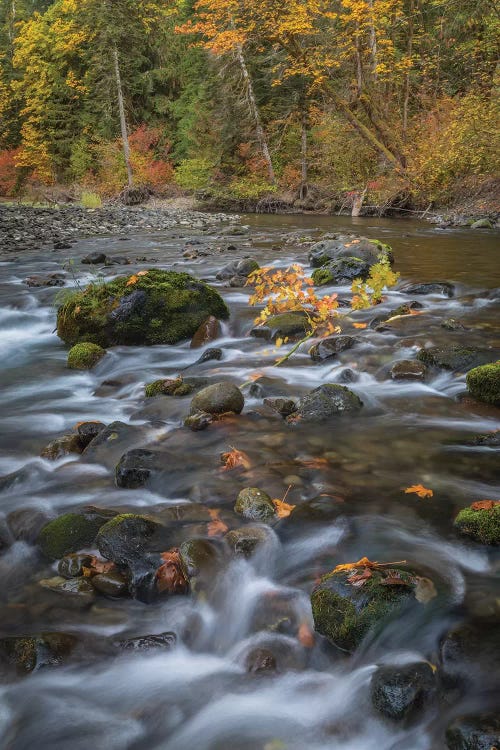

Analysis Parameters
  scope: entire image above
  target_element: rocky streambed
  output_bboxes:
[0,208,499,750]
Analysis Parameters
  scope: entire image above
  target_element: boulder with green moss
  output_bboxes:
[312,257,371,285]
[250,311,312,342]
[145,377,193,398]
[38,510,111,560]
[311,564,422,651]
[234,487,276,522]
[309,237,393,269]
[417,344,483,371]
[57,269,229,347]
[0,632,78,674]
[67,342,105,369]
[189,382,244,415]
[454,501,500,545]
[466,362,500,406]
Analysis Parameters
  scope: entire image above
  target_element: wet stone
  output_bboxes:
[263,397,297,418]
[0,632,78,674]
[189,382,244,415]
[289,383,363,423]
[402,281,455,297]
[250,312,311,342]
[82,252,106,264]
[246,648,277,674]
[77,421,106,448]
[184,411,213,431]
[190,315,221,348]
[39,575,95,602]
[370,662,437,721]
[117,632,177,652]
[417,344,483,371]
[58,553,93,579]
[439,620,500,689]
[225,525,273,557]
[38,511,110,560]
[391,360,426,380]
[40,433,82,460]
[234,488,276,522]
[91,570,128,597]
[309,335,357,362]
[115,448,165,489]
[7,508,51,544]
[446,714,500,750]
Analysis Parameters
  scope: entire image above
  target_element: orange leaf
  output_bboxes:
[347,568,373,587]
[353,322,367,329]
[156,548,189,594]
[470,500,500,511]
[137,270,148,276]
[297,622,315,648]
[82,555,116,577]
[404,484,434,499]
[221,447,251,471]
[207,508,229,537]
[297,456,328,469]
[331,557,407,574]
[273,498,296,518]
[126,274,139,286]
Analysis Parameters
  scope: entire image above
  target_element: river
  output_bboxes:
[0,212,498,749]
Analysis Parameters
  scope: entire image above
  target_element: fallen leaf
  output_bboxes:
[207,508,229,537]
[296,456,329,469]
[404,484,434,499]
[137,270,148,276]
[414,576,438,603]
[297,622,315,648]
[156,548,189,594]
[353,322,368,329]
[347,568,373,587]
[470,500,500,511]
[273,498,296,519]
[221,447,251,472]
[380,576,412,586]
[82,556,116,577]
[126,274,139,286]
[332,557,407,574]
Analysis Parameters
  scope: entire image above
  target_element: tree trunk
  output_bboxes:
[112,45,133,188]
[235,45,275,184]
[300,103,308,199]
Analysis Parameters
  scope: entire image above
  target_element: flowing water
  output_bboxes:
[0,213,499,749]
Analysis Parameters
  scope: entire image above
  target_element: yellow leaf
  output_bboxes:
[137,270,148,276]
[404,484,434,499]
[353,322,367,329]
[273,498,296,518]
[126,275,139,286]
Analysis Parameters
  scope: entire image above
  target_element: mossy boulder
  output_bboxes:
[311,266,335,286]
[0,632,78,674]
[466,362,500,406]
[309,237,393,268]
[145,377,193,398]
[311,566,419,651]
[189,382,244,415]
[67,342,105,369]
[417,344,482,371]
[289,383,363,423]
[453,501,500,545]
[309,335,357,362]
[234,488,276,522]
[38,511,110,560]
[57,269,229,347]
[40,433,83,460]
[250,311,312,342]
[225,525,273,557]
[312,257,371,285]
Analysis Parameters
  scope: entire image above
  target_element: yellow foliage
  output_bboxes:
[351,259,400,310]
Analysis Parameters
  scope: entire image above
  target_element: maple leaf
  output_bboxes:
[347,568,373,587]
[331,557,407,574]
[470,500,500,511]
[207,508,229,537]
[156,548,189,594]
[273,498,296,518]
[221,447,251,471]
[404,484,434,499]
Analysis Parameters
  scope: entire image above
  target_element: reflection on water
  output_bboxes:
[0,214,498,749]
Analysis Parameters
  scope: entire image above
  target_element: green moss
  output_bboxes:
[311,568,415,651]
[145,380,166,397]
[38,512,108,560]
[312,267,334,286]
[368,239,394,263]
[0,633,77,673]
[145,377,194,398]
[57,269,229,347]
[454,504,500,545]
[67,342,105,369]
[466,362,500,406]
[417,345,478,371]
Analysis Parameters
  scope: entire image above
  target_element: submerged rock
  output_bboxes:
[0,633,78,674]
[117,632,176,652]
[82,252,106,264]
[391,360,426,380]
[96,513,165,567]
[67,342,105,369]
[470,218,494,229]
[246,648,277,674]
[38,511,110,560]
[190,315,221,348]
[145,377,193,398]
[40,433,82,460]
[115,448,164,489]
[440,620,500,689]
[58,552,93,578]
[370,662,437,721]
[57,269,229,347]
[225,525,273,557]
[39,575,95,602]
[466,362,500,406]
[234,488,276,522]
[91,570,128,597]
[309,335,357,361]
[76,421,105,449]
[402,281,455,297]
[311,564,422,651]
[289,383,363,423]
[189,382,244,415]
[453,501,500,545]
[417,344,482,371]
[445,714,500,750]
[263,397,297,417]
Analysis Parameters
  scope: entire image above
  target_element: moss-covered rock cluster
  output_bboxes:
[57,269,229,347]
[67,342,105,369]
[454,501,500,544]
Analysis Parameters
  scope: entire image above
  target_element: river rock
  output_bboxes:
[309,237,392,268]
[0,632,78,674]
[189,382,244,415]
[40,433,82,460]
[466,362,500,406]
[470,218,494,229]
[250,311,312,342]
[441,318,468,331]
[225,525,273,557]
[311,564,422,651]
[216,258,259,280]
[391,360,427,380]
[246,647,277,674]
[91,570,128,597]
[25,273,65,287]
[263,397,297,417]
[67,342,106,369]
[76,421,106,449]
[417,344,482,371]
[115,448,165,489]
[39,575,95,602]
[312,257,371,285]
[7,508,51,543]
[179,539,222,595]
[184,411,214,431]
[446,714,500,750]
[234,488,276,522]
[145,377,193,397]
[38,510,110,560]
[370,662,437,721]
[289,384,363,423]
[58,553,93,578]
[82,252,106,264]
[309,335,357,361]
[117,632,176,652]
[96,514,166,567]
[453,501,500,545]
[439,620,500,689]
[191,347,223,366]
[57,269,229,347]
[190,315,221,348]
[465,431,500,447]
[402,282,455,297]
[82,421,146,465]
